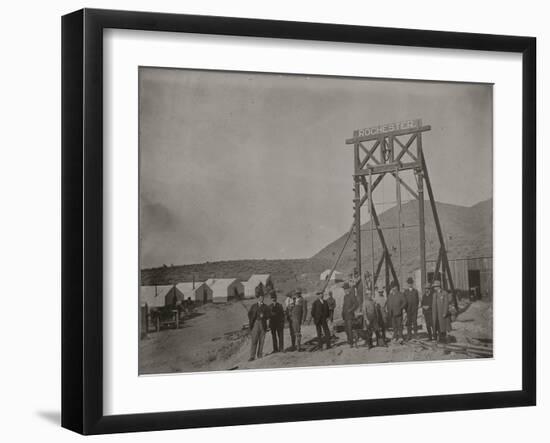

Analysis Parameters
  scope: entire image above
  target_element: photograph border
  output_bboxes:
[61,8,536,435]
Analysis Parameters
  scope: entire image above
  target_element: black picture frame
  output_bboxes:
[61,8,536,435]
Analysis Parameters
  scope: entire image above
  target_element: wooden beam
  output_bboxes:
[394,135,418,162]
[420,139,458,311]
[346,125,431,144]
[373,252,385,286]
[355,161,419,175]
[359,140,380,169]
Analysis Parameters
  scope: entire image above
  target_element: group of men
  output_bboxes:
[352,277,454,348]
[247,276,454,361]
[248,289,337,361]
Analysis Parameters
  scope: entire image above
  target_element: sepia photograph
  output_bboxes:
[138,67,493,375]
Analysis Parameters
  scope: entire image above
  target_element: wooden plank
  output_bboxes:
[355,161,419,175]
[346,125,431,144]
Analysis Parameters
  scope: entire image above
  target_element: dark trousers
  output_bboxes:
[433,317,447,342]
[271,325,284,352]
[375,306,386,342]
[344,318,354,345]
[250,322,266,359]
[406,311,418,339]
[391,315,404,340]
[329,309,334,322]
[286,315,295,347]
[315,319,331,348]
[423,310,433,339]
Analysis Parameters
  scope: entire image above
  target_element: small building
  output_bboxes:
[205,278,244,303]
[320,269,343,282]
[140,285,184,308]
[413,256,493,297]
[243,274,272,299]
[175,282,213,305]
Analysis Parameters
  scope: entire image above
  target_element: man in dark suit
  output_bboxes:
[387,281,406,343]
[291,289,308,351]
[431,280,454,343]
[403,277,420,341]
[421,283,434,340]
[311,290,332,350]
[268,290,285,353]
[341,282,359,348]
[248,293,271,361]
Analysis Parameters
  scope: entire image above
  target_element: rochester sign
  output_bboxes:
[356,119,422,138]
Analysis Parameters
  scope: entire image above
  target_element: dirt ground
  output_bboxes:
[139,291,493,375]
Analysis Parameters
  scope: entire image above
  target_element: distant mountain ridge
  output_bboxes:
[141,198,492,290]
[312,198,492,276]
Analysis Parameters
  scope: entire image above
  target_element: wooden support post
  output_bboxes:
[396,166,403,285]
[417,167,426,292]
[434,248,442,281]
[373,253,385,286]
[420,140,458,311]
[353,131,363,304]
[370,202,400,289]
[385,252,390,293]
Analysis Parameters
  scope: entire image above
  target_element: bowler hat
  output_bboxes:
[342,282,350,290]
[407,277,414,284]
[432,280,441,288]
[295,289,302,296]
[316,290,323,295]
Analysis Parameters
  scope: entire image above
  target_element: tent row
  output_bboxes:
[140,274,272,308]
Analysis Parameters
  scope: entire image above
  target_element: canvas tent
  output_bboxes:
[175,282,213,305]
[320,269,343,282]
[243,274,272,299]
[140,285,184,308]
[205,278,244,303]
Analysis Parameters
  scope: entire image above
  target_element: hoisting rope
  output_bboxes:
[321,221,354,293]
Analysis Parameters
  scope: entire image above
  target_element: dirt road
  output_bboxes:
[139,296,493,375]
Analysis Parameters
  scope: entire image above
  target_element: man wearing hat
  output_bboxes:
[284,292,296,350]
[374,286,388,343]
[248,292,271,361]
[421,282,434,341]
[268,290,285,353]
[327,291,336,323]
[431,280,453,343]
[291,289,308,351]
[387,281,406,343]
[363,290,384,348]
[403,277,420,341]
[341,282,359,347]
[311,290,332,350]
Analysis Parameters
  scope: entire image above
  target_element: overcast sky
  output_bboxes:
[139,68,492,268]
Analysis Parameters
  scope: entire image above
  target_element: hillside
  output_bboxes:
[313,198,493,277]
[141,257,334,295]
[142,198,492,290]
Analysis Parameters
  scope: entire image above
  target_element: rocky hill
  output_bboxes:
[313,198,493,277]
[141,198,492,291]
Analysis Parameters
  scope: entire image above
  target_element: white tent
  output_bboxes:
[140,285,182,308]
[204,278,244,303]
[242,274,272,299]
[175,282,213,304]
[320,269,343,282]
